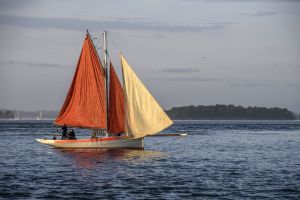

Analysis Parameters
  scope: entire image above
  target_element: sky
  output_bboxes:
[0,0,299,112]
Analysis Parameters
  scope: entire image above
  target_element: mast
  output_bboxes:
[85,29,107,130]
[103,31,109,134]
[86,30,109,133]
[86,29,107,131]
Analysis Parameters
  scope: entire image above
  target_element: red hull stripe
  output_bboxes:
[54,137,123,143]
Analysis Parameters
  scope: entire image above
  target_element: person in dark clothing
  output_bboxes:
[68,129,76,140]
[61,124,67,140]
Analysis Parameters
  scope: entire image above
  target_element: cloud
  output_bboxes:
[161,67,201,73]
[0,15,231,33]
[240,10,278,16]
[229,82,270,88]
[0,0,38,12]
[184,0,300,3]
[0,60,70,68]
[285,83,300,88]
[154,77,216,82]
[127,33,166,39]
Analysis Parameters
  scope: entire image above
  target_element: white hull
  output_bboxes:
[36,137,144,149]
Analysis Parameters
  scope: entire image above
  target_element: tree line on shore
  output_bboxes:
[0,110,58,119]
[166,105,296,120]
[0,110,14,119]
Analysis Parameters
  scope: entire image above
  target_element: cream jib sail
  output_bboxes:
[121,55,173,139]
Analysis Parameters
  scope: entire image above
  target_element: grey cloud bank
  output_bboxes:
[0,15,230,33]
[161,67,201,73]
[194,0,300,3]
[154,77,217,82]
[0,60,70,68]
[240,11,278,16]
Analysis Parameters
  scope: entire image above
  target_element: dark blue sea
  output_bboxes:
[0,120,299,199]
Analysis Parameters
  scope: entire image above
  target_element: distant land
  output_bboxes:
[0,109,57,120]
[0,105,299,120]
[166,105,297,120]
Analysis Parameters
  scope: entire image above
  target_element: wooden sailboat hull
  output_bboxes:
[36,137,144,149]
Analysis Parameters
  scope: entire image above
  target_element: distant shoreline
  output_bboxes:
[1,104,299,120]
[166,105,298,120]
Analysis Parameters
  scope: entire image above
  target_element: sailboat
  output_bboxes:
[36,30,173,149]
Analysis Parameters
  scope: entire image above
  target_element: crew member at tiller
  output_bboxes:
[61,124,67,140]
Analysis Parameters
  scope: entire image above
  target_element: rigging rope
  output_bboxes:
[108,32,122,54]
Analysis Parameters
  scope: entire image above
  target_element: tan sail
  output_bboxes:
[121,55,173,139]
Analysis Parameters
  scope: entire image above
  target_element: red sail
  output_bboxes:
[108,63,125,133]
[55,34,106,129]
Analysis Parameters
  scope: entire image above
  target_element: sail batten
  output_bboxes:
[121,55,173,139]
[55,34,106,129]
[108,63,125,133]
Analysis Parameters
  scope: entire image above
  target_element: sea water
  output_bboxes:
[0,120,299,199]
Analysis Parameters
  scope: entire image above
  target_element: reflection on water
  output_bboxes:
[122,149,167,165]
[57,148,167,169]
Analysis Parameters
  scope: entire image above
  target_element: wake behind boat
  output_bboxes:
[36,30,173,149]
